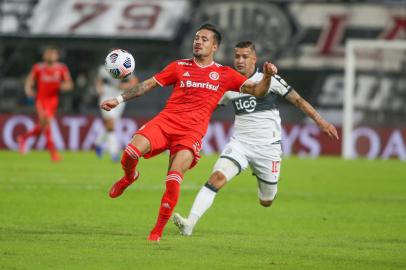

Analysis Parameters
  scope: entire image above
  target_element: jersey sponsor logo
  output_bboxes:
[209,71,219,80]
[182,71,190,77]
[177,61,192,66]
[232,93,279,115]
[40,72,61,82]
[234,96,257,113]
[179,80,219,91]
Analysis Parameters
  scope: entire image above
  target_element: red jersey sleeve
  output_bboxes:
[153,61,178,87]
[225,67,248,92]
[31,64,40,81]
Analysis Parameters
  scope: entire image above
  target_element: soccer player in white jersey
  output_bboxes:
[173,41,339,236]
[94,64,138,161]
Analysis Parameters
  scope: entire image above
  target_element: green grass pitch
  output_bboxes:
[1,150,405,270]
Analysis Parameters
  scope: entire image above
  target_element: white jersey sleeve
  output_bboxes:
[270,74,292,97]
[218,91,232,106]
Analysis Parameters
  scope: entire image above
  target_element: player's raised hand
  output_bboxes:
[101,98,119,111]
[321,122,340,140]
[263,62,278,76]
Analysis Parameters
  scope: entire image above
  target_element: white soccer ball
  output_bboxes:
[104,49,135,79]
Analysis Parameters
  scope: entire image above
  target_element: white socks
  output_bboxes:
[188,185,217,226]
[106,131,119,157]
[95,131,106,146]
[95,131,119,157]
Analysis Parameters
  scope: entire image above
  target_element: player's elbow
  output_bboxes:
[62,81,74,91]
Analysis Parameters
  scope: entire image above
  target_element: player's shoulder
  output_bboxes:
[248,68,263,81]
[33,62,45,70]
[173,58,193,66]
[250,69,287,85]
[214,62,230,70]
[215,63,238,74]
[54,62,69,69]
[272,74,291,89]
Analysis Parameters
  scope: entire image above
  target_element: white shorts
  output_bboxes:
[219,137,282,200]
[99,96,125,120]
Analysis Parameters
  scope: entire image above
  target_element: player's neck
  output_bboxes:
[193,56,214,68]
[45,61,56,67]
[245,67,256,78]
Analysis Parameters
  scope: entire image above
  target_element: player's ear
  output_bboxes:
[212,42,218,53]
[252,51,257,62]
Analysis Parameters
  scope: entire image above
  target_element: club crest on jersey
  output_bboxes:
[209,71,219,80]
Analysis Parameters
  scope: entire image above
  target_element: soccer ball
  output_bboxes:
[104,49,135,79]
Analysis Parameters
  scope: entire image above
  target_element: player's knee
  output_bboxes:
[212,158,239,188]
[104,118,115,131]
[257,182,277,207]
[208,171,227,190]
[259,200,273,207]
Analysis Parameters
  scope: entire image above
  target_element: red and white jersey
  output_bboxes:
[153,58,248,136]
[31,62,71,100]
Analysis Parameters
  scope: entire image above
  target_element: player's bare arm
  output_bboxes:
[24,71,36,97]
[285,90,339,140]
[95,78,104,96]
[100,77,158,111]
[241,62,277,97]
[119,75,139,90]
[60,74,74,92]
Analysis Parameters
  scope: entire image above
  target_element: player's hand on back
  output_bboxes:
[263,62,278,77]
[26,89,36,98]
[101,98,119,111]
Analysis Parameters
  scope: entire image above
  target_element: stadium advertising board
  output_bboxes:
[2,0,189,39]
[181,1,405,66]
[0,115,405,160]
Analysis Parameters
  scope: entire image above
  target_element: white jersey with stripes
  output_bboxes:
[219,70,292,145]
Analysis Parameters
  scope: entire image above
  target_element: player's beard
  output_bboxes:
[193,51,203,58]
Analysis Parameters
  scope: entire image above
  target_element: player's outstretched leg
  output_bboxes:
[173,182,218,236]
[173,167,235,236]
[106,131,120,162]
[148,171,183,242]
[44,125,62,162]
[17,124,42,154]
[94,132,105,158]
[109,143,141,198]
[173,213,194,236]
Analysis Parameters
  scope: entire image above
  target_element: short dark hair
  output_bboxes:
[197,23,222,46]
[235,41,256,52]
[43,45,59,51]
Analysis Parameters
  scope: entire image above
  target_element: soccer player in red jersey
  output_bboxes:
[18,46,73,161]
[101,24,278,242]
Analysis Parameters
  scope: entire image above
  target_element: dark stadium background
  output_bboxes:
[1,0,405,159]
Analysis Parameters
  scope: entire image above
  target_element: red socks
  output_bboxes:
[150,171,183,237]
[121,144,141,180]
[44,126,56,153]
[21,124,42,140]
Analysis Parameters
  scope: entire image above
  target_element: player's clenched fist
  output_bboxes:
[263,62,278,76]
[101,98,119,111]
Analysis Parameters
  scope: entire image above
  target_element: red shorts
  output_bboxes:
[36,98,58,118]
[136,116,203,169]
